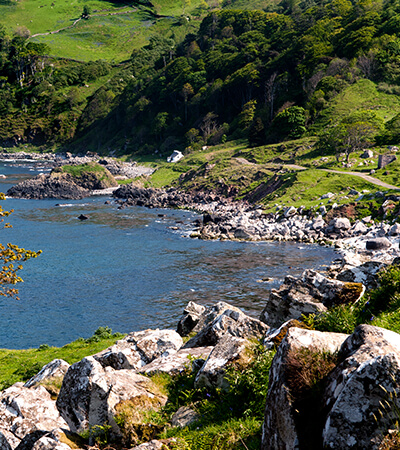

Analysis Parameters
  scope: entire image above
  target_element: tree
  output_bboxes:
[0,193,41,299]
[82,5,92,19]
[318,111,384,162]
[269,106,307,141]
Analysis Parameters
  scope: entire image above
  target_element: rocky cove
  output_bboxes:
[2,153,400,448]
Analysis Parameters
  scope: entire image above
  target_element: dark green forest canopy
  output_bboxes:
[1,0,400,154]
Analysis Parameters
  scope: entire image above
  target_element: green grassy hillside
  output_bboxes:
[0,0,205,61]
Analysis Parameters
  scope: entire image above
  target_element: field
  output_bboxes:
[0,0,205,61]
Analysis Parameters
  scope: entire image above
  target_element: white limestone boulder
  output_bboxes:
[194,335,249,389]
[261,328,348,450]
[183,302,269,348]
[56,356,166,435]
[0,382,69,449]
[260,269,365,328]
[93,329,183,370]
[31,435,73,450]
[176,301,206,336]
[24,359,70,389]
[138,346,213,376]
[322,325,400,449]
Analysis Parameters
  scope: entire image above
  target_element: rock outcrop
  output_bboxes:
[0,383,69,449]
[24,359,70,389]
[261,325,400,450]
[194,335,249,389]
[93,329,183,370]
[56,356,167,435]
[183,301,269,348]
[322,325,400,449]
[261,327,348,450]
[260,269,365,328]
[7,163,117,200]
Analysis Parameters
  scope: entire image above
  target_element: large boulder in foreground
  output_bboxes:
[260,269,365,328]
[93,329,183,370]
[322,325,400,449]
[0,383,69,449]
[194,335,250,389]
[262,325,400,450]
[56,356,166,435]
[183,301,269,348]
[261,327,347,450]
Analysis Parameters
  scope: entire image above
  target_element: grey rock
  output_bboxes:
[323,325,400,449]
[284,206,297,218]
[336,261,386,290]
[31,436,72,450]
[366,237,392,250]
[260,270,365,328]
[24,359,70,389]
[378,153,397,169]
[177,301,206,336]
[389,223,400,236]
[233,228,252,239]
[321,192,335,199]
[327,218,351,233]
[195,335,248,389]
[261,328,348,450]
[130,440,168,450]
[171,407,200,428]
[183,302,269,348]
[0,383,68,445]
[56,356,167,435]
[361,150,374,158]
[94,329,183,370]
[139,346,213,376]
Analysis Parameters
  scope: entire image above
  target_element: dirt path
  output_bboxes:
[319,169,400,190]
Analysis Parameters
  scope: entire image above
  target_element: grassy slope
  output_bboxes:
[0,0,206,62]
[0,331,124,390]
[314,79,400,128]
[139,79,400,209]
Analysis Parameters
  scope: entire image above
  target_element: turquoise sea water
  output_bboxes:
[0,161,338,349]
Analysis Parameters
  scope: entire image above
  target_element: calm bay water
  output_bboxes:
[0,161,338,349]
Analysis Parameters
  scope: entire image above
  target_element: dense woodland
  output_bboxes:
[1,0,400,155]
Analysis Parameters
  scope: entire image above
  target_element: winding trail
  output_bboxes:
[319,168,400,191]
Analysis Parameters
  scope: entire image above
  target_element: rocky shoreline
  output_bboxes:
[4,152,400,263]
[3,153,400,448]
[112,184,400,264]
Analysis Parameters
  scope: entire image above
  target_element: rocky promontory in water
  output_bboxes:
[4,152,155,199]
